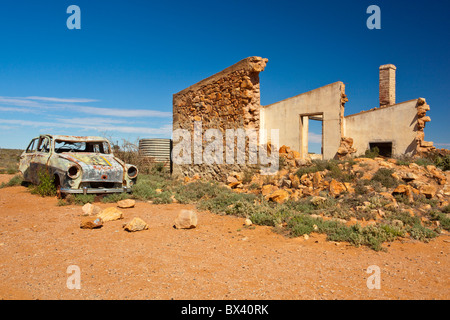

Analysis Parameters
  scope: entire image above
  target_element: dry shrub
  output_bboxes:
[110,138,170,175]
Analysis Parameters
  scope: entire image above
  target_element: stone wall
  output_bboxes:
[415,98,435,154]
[172,56,268,181]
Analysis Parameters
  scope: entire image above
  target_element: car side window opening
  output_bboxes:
[26,139,38,153]
[37,137,50,153]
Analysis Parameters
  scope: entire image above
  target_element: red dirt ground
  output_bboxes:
[0,174,448,300]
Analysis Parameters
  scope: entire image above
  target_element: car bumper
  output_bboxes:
[60,187,132,195]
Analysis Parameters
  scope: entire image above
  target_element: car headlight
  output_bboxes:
[68,165,81,179]
[127,165,138,179]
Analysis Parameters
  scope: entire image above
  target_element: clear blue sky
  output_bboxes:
[0,0,449,152]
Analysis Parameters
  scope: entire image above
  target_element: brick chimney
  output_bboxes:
[379,64,396,107]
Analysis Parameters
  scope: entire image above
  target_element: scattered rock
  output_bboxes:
[174,210,198,229]
[401,172,418,181]
[310,196,326,206]
[97,207,124,222]
[244,218,252,226]
[265,189,289,204]
[281,178,292,188]
[392,184,414,203]
[343,182,355,194]
[419,185,437,199]
[80,217,103,229]
[336,136,356,159]
[117,199,136,208]
[81,203,101,216]
[227,176,238,184]
[261,184,278,196]
[329,179,346,197]
[279,145,291,154]
[123,217,148,232]
[312,172,322,189]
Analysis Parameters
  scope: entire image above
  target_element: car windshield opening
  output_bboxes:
[55,140,110,154]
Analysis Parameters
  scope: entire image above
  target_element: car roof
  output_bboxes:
[41,134,109,142]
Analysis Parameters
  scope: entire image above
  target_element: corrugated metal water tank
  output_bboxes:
[139,139,172,164]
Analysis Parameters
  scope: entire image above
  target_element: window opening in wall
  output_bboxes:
[369,142,393,157]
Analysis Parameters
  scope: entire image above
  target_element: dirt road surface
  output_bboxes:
[0,175,448,300]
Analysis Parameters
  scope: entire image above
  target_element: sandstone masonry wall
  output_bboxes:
[172,56,268,181]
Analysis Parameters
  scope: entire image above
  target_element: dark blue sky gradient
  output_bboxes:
[0,0,448,148]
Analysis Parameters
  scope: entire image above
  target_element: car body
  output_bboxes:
[19,134,138,196]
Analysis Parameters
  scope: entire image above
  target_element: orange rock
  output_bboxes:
[228,181,242,189]
[80,217,103,229]
[265,189,290,204]
[97,207,123,222]
[329,179,346,197]
[392,184,414,203]
[261,184,278,196]
[419,185,437,199]
[286,150,301,160]
[279,145,290,154]
[312,172,322,189]
[343,182,355,194]
[117,199,136,209]
[290,175,300,189]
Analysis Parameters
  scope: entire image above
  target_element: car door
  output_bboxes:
[19,137,38,182]
[33,136,52,184]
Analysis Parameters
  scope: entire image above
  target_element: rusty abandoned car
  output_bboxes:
[19,134,138,197]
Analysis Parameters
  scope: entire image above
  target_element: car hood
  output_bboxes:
[59,153,124,182]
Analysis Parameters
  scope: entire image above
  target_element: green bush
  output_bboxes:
[131,173,174,201]
[386,210,421,227]
[152,190,173,204]
[408,224,438,242]
[364,146,379,159]
[30,170,56,197]
[101,192,130,203]
[434,155,450,171]
[414,158,433,167]
[429,211,450,231]
[328,224,402,251]
[371,168,398,188]
[287,214,320,236]
[64,194,96,205]
[354,179,370,195]
[174,181,225,204]
[295,159,354,183]
[250,206,281,227]
[197,188,257,214]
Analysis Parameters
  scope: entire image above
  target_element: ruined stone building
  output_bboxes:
[172,56,434,179]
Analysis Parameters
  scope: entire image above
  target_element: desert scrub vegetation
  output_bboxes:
[64,194,96,205]
[395,152,450,171]
[295,159,354,182]
[29,170,56,197]
[0,174,24,188]
[0,148,23,174]
[370,168,399,189]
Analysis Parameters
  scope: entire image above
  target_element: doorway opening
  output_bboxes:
[300,113,323,160]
